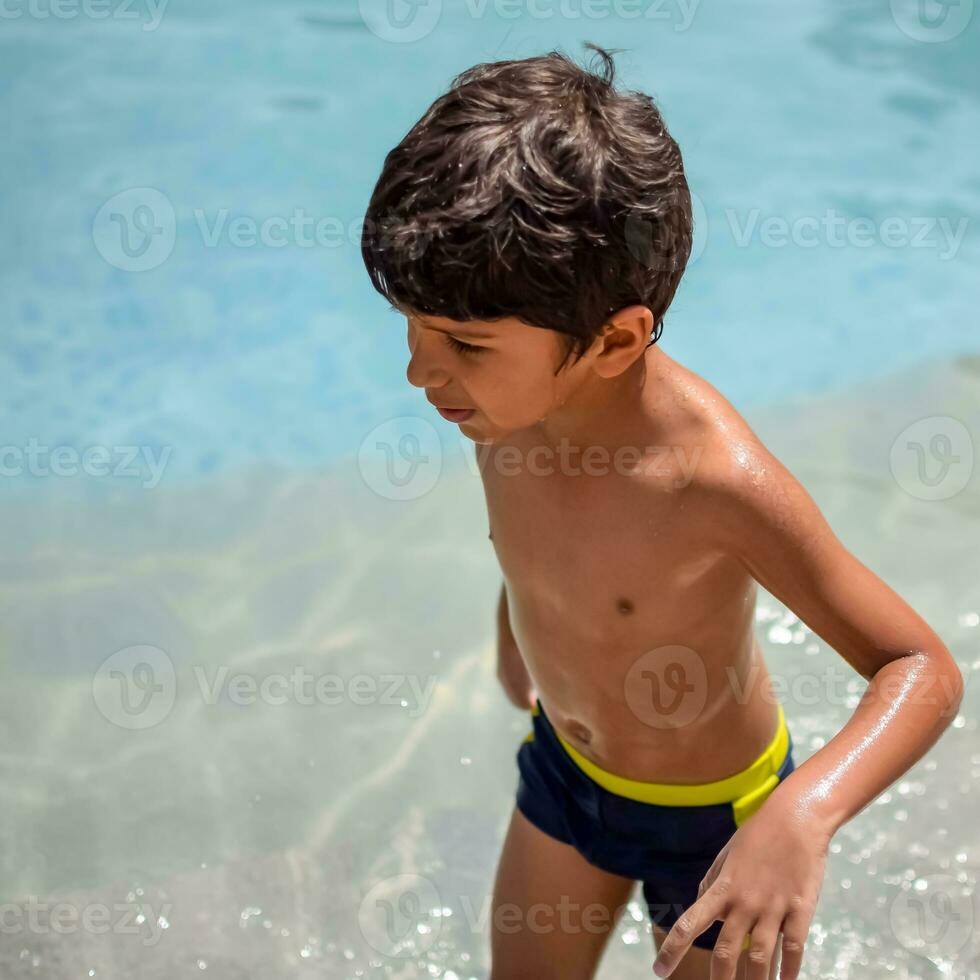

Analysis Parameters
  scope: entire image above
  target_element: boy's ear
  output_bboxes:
[593,305,655,376]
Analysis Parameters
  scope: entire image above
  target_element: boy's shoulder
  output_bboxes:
[650,354,820,561]
[639,350,776,498]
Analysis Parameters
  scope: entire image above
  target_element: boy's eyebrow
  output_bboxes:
[403,311,499,340]
[423,322,498,341]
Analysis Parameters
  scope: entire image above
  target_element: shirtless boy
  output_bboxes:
[360,43,963,980]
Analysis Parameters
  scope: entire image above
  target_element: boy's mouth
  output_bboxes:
[436,406,476,422]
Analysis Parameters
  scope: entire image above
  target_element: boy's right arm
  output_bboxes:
[479,443,536,711]
[496,583,536,711]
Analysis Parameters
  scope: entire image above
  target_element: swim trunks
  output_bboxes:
[515,697,796,951]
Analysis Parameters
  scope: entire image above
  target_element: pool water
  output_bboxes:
[1,0,978,486]
[0,1,978,977]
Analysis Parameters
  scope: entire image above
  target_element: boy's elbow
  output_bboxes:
[948,658,965,713]
[879,645,964,718]
[929,645,964,717]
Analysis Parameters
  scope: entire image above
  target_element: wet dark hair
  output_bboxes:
[361,42,693,373]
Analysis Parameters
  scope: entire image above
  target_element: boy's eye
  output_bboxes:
[445,334,485,356]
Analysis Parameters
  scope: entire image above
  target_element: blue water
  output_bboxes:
[1,0,978,487]
[1,7,979,978]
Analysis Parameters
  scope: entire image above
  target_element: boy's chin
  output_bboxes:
[462,428,494,445]
[457,419,507,446]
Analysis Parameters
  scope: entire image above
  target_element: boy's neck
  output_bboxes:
[527,345,666,456]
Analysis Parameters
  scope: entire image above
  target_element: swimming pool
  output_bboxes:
[1,0,977,488]
[0,2,978,977]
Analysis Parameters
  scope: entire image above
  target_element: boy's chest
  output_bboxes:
[481,449,722,614]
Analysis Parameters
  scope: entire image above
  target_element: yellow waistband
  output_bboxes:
[529,700,789,809]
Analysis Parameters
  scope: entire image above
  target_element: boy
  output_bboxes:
[360,43,963,980]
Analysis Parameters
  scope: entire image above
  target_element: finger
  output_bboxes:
[743,915,782,980]
[653,891,725,978]
[708,914,754,980]
[777,909,810,980]
[697,841,733,899]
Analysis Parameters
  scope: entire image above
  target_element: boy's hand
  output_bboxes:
[652,795,829,980]
[496,637,537,711]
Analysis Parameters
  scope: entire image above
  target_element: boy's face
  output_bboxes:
[403,309,590,445]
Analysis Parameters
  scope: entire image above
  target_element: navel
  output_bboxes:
[616,597,634,615]
[566,719,593,744]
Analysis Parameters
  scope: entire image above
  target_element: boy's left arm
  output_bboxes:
[653,432,964,980]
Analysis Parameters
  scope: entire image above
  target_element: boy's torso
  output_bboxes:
[478,348,780,785]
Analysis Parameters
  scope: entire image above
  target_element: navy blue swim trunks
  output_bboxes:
[515,697,796,951]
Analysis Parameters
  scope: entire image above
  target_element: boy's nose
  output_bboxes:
[406,336,451,390]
